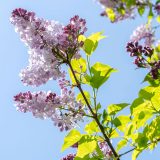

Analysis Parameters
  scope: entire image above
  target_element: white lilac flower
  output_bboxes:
[130,24,154,47]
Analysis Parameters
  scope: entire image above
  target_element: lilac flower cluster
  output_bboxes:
[150,61,160,79]
[130,24,154,47]
[126,42,160,79]
[98,141,113,159]
[126,42,153,67]
[14,86,84,131]
[11,8,64,86]
[98,0,147,22]
[155,3,160,15]
[126,22,160,79]
[11,8,87,131]
[56,15,87,60]
[11,8,87,86]
[89,141,113,159]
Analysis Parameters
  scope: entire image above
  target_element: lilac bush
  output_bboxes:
[11,1,160,159]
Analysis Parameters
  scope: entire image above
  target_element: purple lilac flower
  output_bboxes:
[130,24,154,47]
[126,41,160,79]
[10,8,64,86]
[88,140,113,159]
[98,141,113,158]
[11,8,87,86]
[98,0,147,22]
[56,15,87,59]
[14,80,84,131]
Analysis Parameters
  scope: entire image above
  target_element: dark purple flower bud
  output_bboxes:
[155,3,160,15]
[11,8,35,21]
[45,93,56,102]
[71,142,78,148]
[150,68,158,79]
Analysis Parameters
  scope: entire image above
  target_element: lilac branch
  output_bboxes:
[67,60,120,160]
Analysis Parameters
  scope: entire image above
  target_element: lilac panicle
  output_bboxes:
[98,0,137,22]
[126,41,160,79]
[10,8,64,86]
[89,141,113,159]
[130,24,154,47]
[98,0,148,23]
[11,8,87,131]
[57,15,87,59]
[98,141,113,158]
[14,88,84,131]
[11,8,87,86]
[14,75,84,131]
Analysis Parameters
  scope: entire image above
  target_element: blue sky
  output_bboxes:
[0,0,159,160]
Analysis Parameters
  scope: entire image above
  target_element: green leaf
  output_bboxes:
[69,58,87,85]
[85,121,99,135]
[61,129,81,151]
[78,35,86,42]
[138,6,145,16]
[143,73,160,86]
[109,129,119,138]
[76,135,97,158]
[144,117,160,141]
[83,39,97,55]
[116,139,128,152]
[124,124,135,136]
[71,58,87,73]
[148,5,154,22]
[102,109,111,124]
[105,8,116,22]
[132,149,142,160]
[138,86,155,100]
[125,0,136,7]
[135,133,148,148]
[96,103,102,110]
[130,97,144,114]
[86,62,117,89]
[156,16,160,23]
[82,32,105,55]
[76,91,91,105]
[133,111,153,129]
[108,103,129,115]
[151,92,160,111]
[88,32,106,42]
[112,115,130,128]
